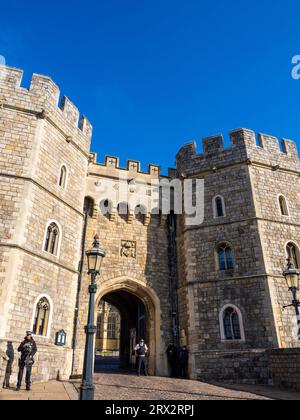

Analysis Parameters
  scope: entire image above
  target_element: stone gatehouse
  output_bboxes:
[0,65,299,385]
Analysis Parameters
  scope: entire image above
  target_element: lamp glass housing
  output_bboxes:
[86,237,105,274]
[284,271,300,290]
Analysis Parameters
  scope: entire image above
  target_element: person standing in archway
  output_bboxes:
[166,344,178,377]
[179,346,189,379]
[135,339,148,376]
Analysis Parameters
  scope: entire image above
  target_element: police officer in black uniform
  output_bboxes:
[134,339,149,376]
[178,346,189,379]
[16,331,37,391]
[166,344,178,377]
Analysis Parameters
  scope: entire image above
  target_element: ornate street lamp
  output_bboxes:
[80,235,105,401]
[283,258,300,339]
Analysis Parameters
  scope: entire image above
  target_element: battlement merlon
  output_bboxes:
[0,65,93,153]
[88,154,173,179]
[176,129,300,175]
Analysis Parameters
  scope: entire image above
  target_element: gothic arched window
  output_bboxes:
[221,306,243,341]
[44,222,61,256]
[213,196,225,218]
[217,243,234,271]
[286,242,300,269]
[33,297,50,337]
[107,315,117,339]
[58,165,68,189]
[84,197,94,218]
[279,195,289,216]
[96,313,103,339]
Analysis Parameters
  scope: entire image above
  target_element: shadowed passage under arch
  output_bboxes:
[94,290,147,373]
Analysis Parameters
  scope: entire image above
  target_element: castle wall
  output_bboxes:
[1,64,300,386]
[250,163,300,349]
[176,129,300,383]
[268,348,300,391]
[72,158,173,377]
[0,66,91,383]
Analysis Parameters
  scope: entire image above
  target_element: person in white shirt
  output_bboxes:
[134,339,149,376]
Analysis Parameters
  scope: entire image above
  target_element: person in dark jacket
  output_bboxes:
[1,348,10,388]
[178,346,189,379]
[2,342,14,389]
[16,331,37,391]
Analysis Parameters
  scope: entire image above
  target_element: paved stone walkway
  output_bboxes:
[75,373,300,400]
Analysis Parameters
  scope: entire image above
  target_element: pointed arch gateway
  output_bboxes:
[95,277,163,376]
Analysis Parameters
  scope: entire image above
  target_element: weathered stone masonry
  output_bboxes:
[71,156,173,377]
[175,130,300,383]
[0,65,91,383]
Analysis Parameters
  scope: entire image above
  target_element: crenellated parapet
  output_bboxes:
[85,154,174,225]
[0,65,92,154]
[176,128,300,176]
[88,154,165,179]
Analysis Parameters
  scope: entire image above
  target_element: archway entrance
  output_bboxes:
[95,290,148,373]
[94,278,163,376]
[95,301,121,372]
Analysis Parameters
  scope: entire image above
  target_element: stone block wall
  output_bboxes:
[72,158,173,377]
[268,348,300,391]
[2,63,300,386]
[175,129,300,382]
[0,338,73,386]
[195,349,270,384]
[0,66,91,383]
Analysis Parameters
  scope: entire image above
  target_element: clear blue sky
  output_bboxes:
[1,0,300,172]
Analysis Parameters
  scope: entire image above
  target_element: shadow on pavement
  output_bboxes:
[211,382,300,401]
[94,356,137,375]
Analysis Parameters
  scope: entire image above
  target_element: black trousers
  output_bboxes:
[17,364,32,389]
[169,361,178,377]
[3,370,12,389]
[137,357,148,376]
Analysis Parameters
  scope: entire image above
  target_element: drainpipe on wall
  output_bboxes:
[167,211,180,348]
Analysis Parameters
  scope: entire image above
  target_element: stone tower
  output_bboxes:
[0,65,92,382]
[176,129,300,382]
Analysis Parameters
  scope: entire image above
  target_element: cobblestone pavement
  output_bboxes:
[0,381,77,401]
[74,373,300,400]
[2,375,300,400]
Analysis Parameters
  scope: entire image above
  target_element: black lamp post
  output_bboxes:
[80,235,105,401]
[283,258,300,339]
